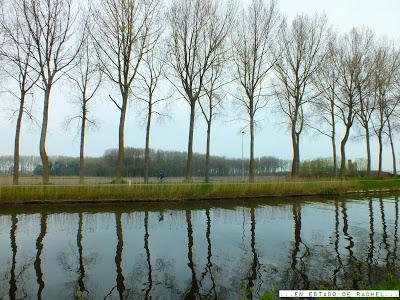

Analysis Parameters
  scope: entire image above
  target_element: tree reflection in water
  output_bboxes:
[1,196,400,299]
[34,213,47,300]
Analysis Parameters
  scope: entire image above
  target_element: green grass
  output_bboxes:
[0,178,400,204]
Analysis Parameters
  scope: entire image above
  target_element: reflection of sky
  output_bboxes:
[1,1,400,171]
[0,195,399,299]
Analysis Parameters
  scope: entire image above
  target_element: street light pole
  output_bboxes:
[241,131,244,181]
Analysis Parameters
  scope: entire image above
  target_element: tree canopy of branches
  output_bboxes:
[67,21,102,185]
[0,0,38,184]
[335,29,373,177]
[136,47,169,183]
[311,36,339,176]
[93,0,160,183]
[167,0,233,181]
[274,14,328,176]
[372,40,400,175]
[231,0,279,181]
[22,0,83,184]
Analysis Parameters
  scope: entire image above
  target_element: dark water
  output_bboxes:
[0,195,399,300]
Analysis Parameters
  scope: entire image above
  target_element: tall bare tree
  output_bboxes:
[335,29,368,177]
[167,0,233,181]
[386,111,398,175]
[136,49,169,183]
[199,50,226,183]
[67,23,102,185]
[231,0,279,181]
[22,0,83,184]
[93,0,160,183]
[372,41,400,176]
[0,0,38,185]
[311,36,339,176]
[354,29,375,176]
[274,14,328,176]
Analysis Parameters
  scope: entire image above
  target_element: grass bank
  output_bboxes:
[0,178,400,204]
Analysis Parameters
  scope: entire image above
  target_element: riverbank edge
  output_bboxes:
[1,179,400,205]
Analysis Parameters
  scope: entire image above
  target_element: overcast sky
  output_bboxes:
[1,0,400,171]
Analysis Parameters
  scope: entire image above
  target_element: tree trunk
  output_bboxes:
[339,126,351,178]
[9,215,18,300]
[331,131,337,177]
[186,102,196,181]
[13,92,26,185]
[40,86,52,184]
[249,114,255,182]
[365,126,371,176]
[35,214,47,300]
[77,212,85,293]
[115,212,125,298]
[378,131,383,177]
[388,120,397,175]
[144,104,152,183]
[116,96,128,184]
[291,127,300,176]
[205,120,211,183]
[79,106,87,185]
[144,211,152,298]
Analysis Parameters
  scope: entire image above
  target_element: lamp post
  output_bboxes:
[241,131,244,181]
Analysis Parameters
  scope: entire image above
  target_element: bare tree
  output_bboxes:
[93,0,160,184]
[136,49,169,183]
[67,22,102,185]
[274,14,328,176]
[372,41,400,176]
[311,35,339,176]
[354,29,375,176]
[231,0,279,181]
[0,0,38,185]
[386,111,398,175]
[335,29,369,177]
[199,50,226,183]
[22,0,83,184]
[167,0,233,181]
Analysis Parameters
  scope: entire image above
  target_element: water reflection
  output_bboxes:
[0,196,399,299]
[34,213,47,300]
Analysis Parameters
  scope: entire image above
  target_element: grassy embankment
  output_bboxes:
[0,177,400,204]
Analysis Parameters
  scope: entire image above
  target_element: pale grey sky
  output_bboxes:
[1,0,400,171]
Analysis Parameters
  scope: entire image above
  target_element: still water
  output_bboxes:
[0,195,399,299]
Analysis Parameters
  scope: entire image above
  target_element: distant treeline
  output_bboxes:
[0,148,290,177]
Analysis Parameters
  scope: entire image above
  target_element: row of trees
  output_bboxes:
[0,0,399,185]
[0,150,290,178]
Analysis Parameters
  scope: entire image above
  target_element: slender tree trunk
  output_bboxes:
[116,96,128,184]
[77,212,85,293]
[249,114,255,182]
[115,212,125,298]
[365,126,371,176]
[185,210,198,298]
[205,120,211,183]
[378,131,383,177]
[339,126,351,178]
[144,104,152,183]
[13,92,26,185]
[9,215,18,300]
[186,102,196,181]
[40,86,52,184]
[35,214,47,300]
[79,106,87,185]
[291,127,300,176]
[331,132,337,177]
[388,121,397,175]
[144,211,152,298]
